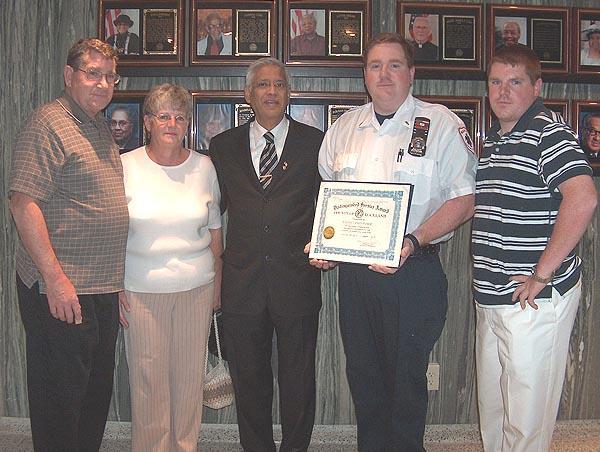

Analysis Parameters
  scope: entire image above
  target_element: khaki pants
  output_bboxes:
[124,284,214,452]
[476,279,581,452]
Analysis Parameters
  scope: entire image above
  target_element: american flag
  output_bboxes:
[105,9,122,37]
[290,9,316,39]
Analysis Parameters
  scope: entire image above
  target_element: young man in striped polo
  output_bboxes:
[472,44,597,451]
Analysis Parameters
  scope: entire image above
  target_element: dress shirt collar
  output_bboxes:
[358,94,415,132]
[250,115,290,150]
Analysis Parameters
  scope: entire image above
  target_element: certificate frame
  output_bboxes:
[103,91,148,153]
[573,8,600,77]
[191,91,247,153]
[284,0,371,67]
[485,98,570,135]
[309,181,413,266]
[419,96,482,156]
[99,0,184,67]
[289,92,368,131]
[487,5,569,76]
[573,101,600,175]
[190,0,277,65]
[396,2,483,73]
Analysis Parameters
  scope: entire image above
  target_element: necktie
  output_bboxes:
[259,131,277,189]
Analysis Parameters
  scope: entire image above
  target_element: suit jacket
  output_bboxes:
[209,117,323,317]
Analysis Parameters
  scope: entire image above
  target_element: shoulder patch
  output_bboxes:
[458,126,475,154]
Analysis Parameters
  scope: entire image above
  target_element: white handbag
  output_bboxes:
[203,313,234,409]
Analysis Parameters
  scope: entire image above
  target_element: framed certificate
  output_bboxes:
[573,101,600,174]
[573,8,600,77]
[419,96,482,155]
[190,0,276,65]
[396,2,483,73]
[487,5,569,76]
[103,91,148,154]
[309,181,413,267]
[284,0,371,67]
[289,92,368,131]
[99,0,184,67]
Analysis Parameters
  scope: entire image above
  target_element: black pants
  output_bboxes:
[223,307,319,452]
[16,276,120,452]
[338,255,448,452]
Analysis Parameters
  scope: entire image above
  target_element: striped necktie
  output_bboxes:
[259,131,277,189]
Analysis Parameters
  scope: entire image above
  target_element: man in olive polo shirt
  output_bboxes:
[9,38,129,452]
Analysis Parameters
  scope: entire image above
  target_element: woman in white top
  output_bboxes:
[119,84,222,452]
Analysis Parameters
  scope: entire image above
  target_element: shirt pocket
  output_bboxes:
[393,157,435,205]
[332,152,359,179]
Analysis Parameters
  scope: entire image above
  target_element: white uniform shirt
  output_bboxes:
[121,147,222,293]
[318,94,477,243]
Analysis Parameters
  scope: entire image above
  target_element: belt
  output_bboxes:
[411,243,440,256]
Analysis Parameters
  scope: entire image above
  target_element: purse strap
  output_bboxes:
[204,312,223,375]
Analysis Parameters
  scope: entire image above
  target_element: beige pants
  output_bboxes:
[476,279,581,452]
[124,284,214,452]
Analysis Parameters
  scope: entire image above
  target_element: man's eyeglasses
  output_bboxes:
[150,113,188,124]
[73,67,120,85]
[585,127,600,138]
[110,120,130,128]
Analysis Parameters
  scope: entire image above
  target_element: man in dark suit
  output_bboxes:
[209,57,323,452]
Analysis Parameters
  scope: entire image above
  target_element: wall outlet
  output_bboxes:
[427,363,440,391]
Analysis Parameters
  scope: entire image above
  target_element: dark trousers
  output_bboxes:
[223,307,319,452]
[338,255,448,452]
[16,276,120,452]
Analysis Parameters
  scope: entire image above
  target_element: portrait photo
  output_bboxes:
[404,14,439,63]
[195,104,232,151]
[104,9,140,55]
[580,110,600,160]
[580,20,600,66]
[105,103,142,153]
[196,9,233,56]
[494,17,527,48]
[290,105,325,131]
[290,9,327,56]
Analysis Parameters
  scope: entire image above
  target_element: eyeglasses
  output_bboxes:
[150,113,188,124]
[74,67,120,85]
[586,127,600,138]
[254,80,287,89]
[110,120,130,128]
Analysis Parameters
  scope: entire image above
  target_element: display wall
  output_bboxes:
[1,0,600,426]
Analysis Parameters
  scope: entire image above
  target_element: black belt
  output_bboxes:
[410,243,440,256]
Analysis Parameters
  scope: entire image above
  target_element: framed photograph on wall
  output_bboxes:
[573,8,600,76]
[419,96,482,155]
[191,92,247,153]
[190,1,277,65]
[485,99,570,134]
[289,92,368,129]
[104,91,148,153]
[487,5,569,76]
[284,0,371,67]
[573,101,600,174]
[99,0,184,67]
[396,2,482,72]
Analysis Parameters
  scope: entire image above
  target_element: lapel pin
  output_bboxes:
[282,161,288,170]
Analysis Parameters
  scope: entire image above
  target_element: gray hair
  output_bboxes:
[584,112,600,129]
[245,58,289,90]
[143,83,193,120]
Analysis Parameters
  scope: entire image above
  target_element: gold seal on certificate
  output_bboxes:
[323,226,335,239]
[309,181,413,267]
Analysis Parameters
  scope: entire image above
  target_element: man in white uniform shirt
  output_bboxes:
[311,33,477,451]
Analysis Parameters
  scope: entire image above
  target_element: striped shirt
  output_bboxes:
[472,98,592,305]
[10,93,129,294]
